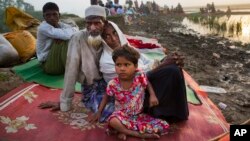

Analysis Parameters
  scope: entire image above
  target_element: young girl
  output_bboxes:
[99,21,188,122]
[94,45,169,140]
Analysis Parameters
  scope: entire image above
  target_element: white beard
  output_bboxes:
[87,35,102,50]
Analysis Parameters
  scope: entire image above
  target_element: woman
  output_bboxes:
[99,21,189,122]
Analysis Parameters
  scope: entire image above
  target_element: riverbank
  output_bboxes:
[125,14,250,124]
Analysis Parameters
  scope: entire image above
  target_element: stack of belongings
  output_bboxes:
[0,7,40,67]
[125,34,165,61]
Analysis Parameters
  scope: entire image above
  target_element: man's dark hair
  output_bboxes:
[42,2,59,13]
[112,45,140,65]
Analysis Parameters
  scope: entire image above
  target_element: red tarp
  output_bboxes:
[0,71,229,141]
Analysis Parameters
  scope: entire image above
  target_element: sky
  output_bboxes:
[24,0,250,17]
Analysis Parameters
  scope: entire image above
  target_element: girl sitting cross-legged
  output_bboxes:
[93,45,169,140]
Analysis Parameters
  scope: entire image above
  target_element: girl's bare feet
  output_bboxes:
[139,133,160,139]
[117,133,127,140]
[106,128,118,136]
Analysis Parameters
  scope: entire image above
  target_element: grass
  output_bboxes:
[0,72,9,81]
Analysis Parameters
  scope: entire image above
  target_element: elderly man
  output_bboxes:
[36,2,79,75]
[39,5,114,122]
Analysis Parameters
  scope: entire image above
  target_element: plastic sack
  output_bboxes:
[4,30,36,62]
[0,34,19,66]
[5,7,40,38]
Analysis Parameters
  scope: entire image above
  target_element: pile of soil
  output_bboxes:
[125,14,250,124]
[0,14,249,125]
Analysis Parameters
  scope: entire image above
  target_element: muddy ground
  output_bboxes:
[125,14,250,125]
[0,14,249,125]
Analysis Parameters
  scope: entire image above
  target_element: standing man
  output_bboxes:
[36,2,79,75]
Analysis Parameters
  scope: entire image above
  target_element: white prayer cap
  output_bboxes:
[85,5,106,19]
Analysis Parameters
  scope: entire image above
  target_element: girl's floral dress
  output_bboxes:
[106,69,169,134]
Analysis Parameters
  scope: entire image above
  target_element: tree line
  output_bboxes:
[0,0,34,12]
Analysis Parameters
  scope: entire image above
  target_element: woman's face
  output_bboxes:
[103,25,121,49]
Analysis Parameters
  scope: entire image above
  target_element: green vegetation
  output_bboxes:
[187,13,244,39]
[221,22,227,31]
[0,72,9,81]
[188,14,223,32]
[236,22,242,34]
[199,2,216,14]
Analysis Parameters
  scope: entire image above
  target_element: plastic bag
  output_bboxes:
[0,34,19,66]
[4,30,36,62]
[5,7,40,38]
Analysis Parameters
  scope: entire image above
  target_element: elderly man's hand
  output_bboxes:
[161,52,185,68]
[38,101,60,111]
[171,51,185,68]
[87,111,101,124]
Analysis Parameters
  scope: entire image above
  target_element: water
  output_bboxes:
[181,14,250,44]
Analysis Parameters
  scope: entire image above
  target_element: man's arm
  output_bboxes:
[150,52,184,73]
[60,34,82,111]
[38,33,82,111]
[39,22,79,40]
[161,52,184,68]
